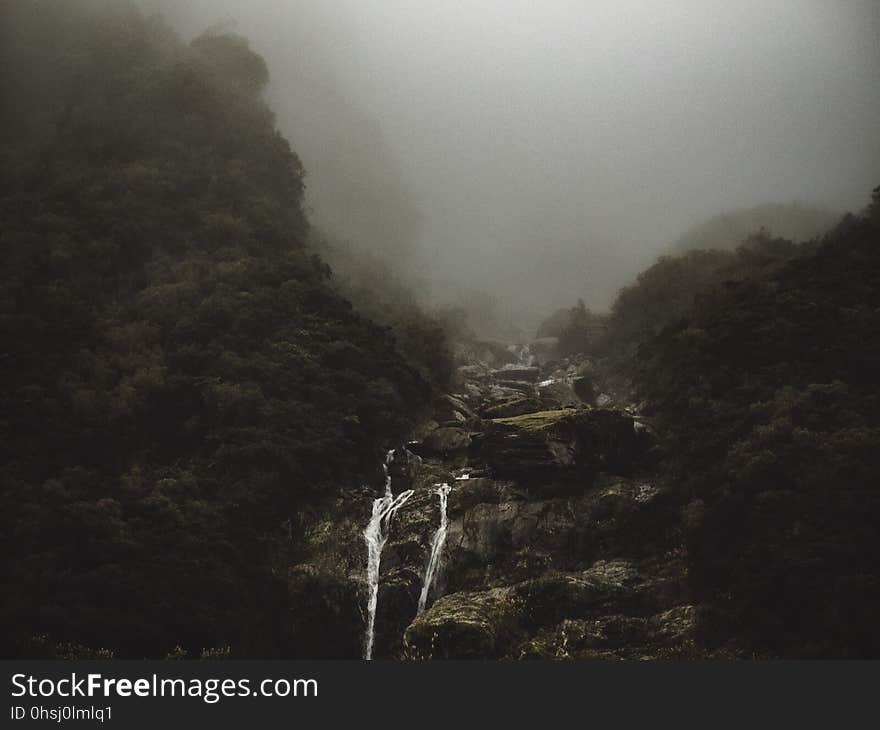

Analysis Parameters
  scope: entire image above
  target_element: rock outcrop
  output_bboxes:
[418,427,472,455]
[403,559,692,659]
[433,394,479,428]
[286,345,694,660]
[479,408,637,479]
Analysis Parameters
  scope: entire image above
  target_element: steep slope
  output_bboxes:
[288,347,696,660]
[0,4,432,658]
[635,198,880,657]
[602,235,804,360]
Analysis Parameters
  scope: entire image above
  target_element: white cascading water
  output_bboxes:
[506,343,535,367]
[417,482,452,614]
[363,449,413,660]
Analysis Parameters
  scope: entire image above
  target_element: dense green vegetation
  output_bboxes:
[615,192,880,656]
[550,300,608,358]
[602,235,806,360]
[0,3,443,658]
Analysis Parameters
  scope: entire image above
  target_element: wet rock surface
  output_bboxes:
[418,427,472,455]
[479,408,638,479]
[287,342,696,660]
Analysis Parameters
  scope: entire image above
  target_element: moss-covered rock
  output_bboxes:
[439,476,677,592]
[519,604,698,659]
[446,477,522,514]
[480,408,637,479]
[418,426,472,455]
[433,394,480,428]
[403,587,524,659]
[403,559,687,659]
[491,366,540,382]
[520,615,649,659]
[481,397,548,419]
[512,560,660,632]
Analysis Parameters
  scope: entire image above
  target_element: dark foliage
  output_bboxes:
[554,300,608,357]
[317,235,455,394]
[632,197,880,656]
[605,234,806,360]
[535,306,574,339]
[0,3,433,657]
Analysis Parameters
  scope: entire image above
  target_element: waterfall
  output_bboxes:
[363,449,413,660]
[506,342,535,367]
[417,482,452,614]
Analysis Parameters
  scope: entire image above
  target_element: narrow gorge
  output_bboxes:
[3,1,878,667]
[290,340,696,660]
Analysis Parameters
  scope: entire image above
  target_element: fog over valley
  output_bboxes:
[3,0,880,665]
[144,0,880,329]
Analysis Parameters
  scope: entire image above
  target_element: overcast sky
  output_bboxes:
[147,0,880,324]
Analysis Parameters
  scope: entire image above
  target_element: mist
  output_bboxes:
[144,0,880,330]
[6,0,880,666]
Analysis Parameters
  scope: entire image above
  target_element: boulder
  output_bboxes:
[457,364,489,381]
[403,587,523,659]
[418,427,472,455]
[481,410,579,478]
[527,615,649,658]
[403,559,664,659]
[572,375,596,403]
[447,500,549,561]
[512,560,655,629]
[537,380,581,409]
[480,408,637,479]
[408,420,439,442]
[481,396,546,419]
[649,604,698,646]
[433,394,480,428]
[434,394,475,422]
[462,382,483,402]
[495,379,536,394]
[441,410,468,426]
[387,447,423,491]
[519,604,698,660]
[370,565,423,659]
[485,384,530,404]
[440,476,677,594]
[491,366,540,382]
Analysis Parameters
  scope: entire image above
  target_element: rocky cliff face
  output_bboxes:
[286,344,697,659]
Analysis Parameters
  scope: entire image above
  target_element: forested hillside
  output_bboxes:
[602,235,807,360]
[613,194,880,656]
[0,3,441,658]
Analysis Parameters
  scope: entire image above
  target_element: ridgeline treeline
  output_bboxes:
[558,192,879,657]
[0,3,448,658]
[637,201,880,658]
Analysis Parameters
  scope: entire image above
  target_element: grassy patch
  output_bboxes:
[490,409,580,431]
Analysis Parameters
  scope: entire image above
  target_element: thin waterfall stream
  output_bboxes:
[363,449,413,660]
[417,482,452,614]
